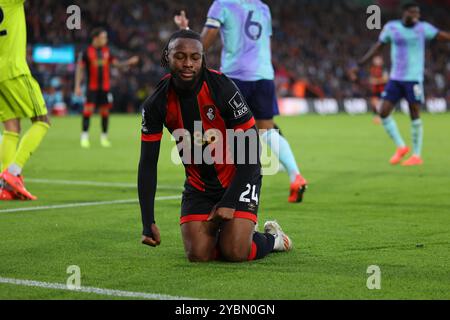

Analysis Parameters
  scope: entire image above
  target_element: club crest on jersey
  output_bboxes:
[228,91,248,119]
[205,105,216,121]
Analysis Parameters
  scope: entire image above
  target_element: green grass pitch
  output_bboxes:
[0,113,449,299]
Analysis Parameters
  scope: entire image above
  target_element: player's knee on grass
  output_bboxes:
[181,221,218,262]
[186,252,213,262]
[183,234,217,262]
[218,218,255,262]
[185,246,216,262]
[219,242,250,262]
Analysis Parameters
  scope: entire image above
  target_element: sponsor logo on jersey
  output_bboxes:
[228,91,249,119]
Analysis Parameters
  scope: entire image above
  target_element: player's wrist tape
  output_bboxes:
[205,17,221,29]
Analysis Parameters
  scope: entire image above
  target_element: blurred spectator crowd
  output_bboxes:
[25,0,450,114]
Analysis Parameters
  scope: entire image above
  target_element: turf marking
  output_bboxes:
[26,178,182,190]
[0,276,199,300]
[0,195,181,213]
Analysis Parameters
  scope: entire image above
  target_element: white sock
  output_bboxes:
[81,132,89,140]
[101,133,108,140]
[8,163,22,177]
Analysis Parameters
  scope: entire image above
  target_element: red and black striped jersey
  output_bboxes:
[370,65,387,94]
[80,45,117,92]
[141,69,258,194]
[370,65,384,79]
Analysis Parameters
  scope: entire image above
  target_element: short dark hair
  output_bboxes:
[160,29,205,68]
[90,27,107,41]
[402,1,419,11]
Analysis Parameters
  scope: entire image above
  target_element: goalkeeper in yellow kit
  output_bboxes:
[0,0,50,200]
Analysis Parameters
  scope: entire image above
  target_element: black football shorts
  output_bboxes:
[180,175,262,225]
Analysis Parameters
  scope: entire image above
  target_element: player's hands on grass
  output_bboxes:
[174,10,189,30]
[207,207,235,223]
[141,224,161,247]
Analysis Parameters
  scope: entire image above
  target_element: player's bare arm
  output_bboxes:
[358,42,385,67]
[436,30,450,41]
[173,10,220,51]
[74,55,84,96]
[200,27,220,51]
[138,138,162,248]
[349,42,385,81]
[112,56,140,70]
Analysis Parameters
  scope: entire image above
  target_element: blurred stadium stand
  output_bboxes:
[24,0,450,114]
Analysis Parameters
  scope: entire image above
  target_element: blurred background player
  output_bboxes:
[0,0,50,201]
[174,1,307,203]
[74,28,139,148]
[351,1,450,166]
[369,55,388,125]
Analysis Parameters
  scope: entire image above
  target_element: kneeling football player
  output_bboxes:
[138,30,292,262]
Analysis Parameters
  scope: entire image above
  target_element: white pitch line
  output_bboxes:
[26,178,182,191]
[0,277,199,300]
[0,195,181,214]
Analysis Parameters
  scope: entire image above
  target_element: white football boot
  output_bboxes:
[264,220,293,252]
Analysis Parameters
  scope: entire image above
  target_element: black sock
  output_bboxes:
[82,116,90,132]
[249,232,275,260]
[101,116,109,134]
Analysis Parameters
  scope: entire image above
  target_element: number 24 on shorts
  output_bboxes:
[240,184,259,204]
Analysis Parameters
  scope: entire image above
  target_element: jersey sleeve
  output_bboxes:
[423,22,439,40]
[141,100,164,142]
[213,73,255,130]
[205,0,226,29]
[265,5,273,37]
[379,23,392,44]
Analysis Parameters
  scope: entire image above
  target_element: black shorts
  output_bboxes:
[230,79,279,120]
[85,90,113,107]
[180,175,262,225]
[381,80,424,105]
